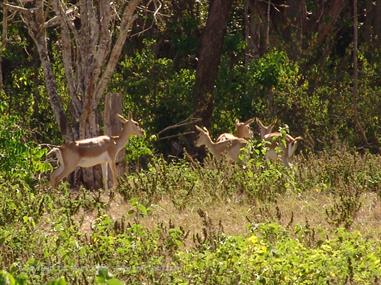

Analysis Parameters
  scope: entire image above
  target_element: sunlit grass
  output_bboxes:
[1,149,381,283]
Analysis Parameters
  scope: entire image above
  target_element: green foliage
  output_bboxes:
[4,63,59,143]
[112,39,195,135]
[213,50,327,139]
[1,147,381,283]
[304,48,381,147]
[3,3,381,283]
[2,213,381,284]
[172,224,381,284]
[96,267,124,285]
[120,147,297,208]
[124,135,155,162]
[0,101,51,183]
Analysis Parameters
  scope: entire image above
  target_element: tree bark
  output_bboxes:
[316,0,345,45]
[244,0,255,62]
[8,0,148,189]
[34,33,71,141]
[352,0,367,145]
[15,0,70,140]
[104,93,125,180]
[0,0,8,91]
[193,0,233,128]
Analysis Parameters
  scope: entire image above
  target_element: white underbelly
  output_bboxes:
[78,152,111,168]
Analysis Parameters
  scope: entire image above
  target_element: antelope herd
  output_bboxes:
[195,117,302,166]
[49,113,302,189]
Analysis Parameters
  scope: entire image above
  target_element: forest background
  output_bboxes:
[2,0,381,156]
[1,1,381,284]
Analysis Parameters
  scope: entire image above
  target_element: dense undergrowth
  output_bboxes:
[1,143,381,284]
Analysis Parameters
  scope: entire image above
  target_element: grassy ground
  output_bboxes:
[73,189,381,242]
[1,149,381,283]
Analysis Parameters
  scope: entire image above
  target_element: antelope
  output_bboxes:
[195,125,247,162]
[263,132,303,166]
[216,117,255,142]
[256,118,302,166]
[48,113,144,190]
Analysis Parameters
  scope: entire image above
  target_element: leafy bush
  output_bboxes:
[1,145,381,283]
[0,101,50,184]
[2,216,381,284]
[212,50,327,140]
[173,224,381,284]
[112,39,195,135]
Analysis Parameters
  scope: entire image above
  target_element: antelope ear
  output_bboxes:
[128,112,132,120]
[117,114,128,123]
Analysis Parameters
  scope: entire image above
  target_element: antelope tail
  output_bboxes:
[47,147,64,166]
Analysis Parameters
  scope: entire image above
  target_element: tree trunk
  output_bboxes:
[33,27,70,141]
[316,0,345,45]
[193,0,233,128]
[244,0,256,63]
[0,0,8,91]
[81,110,102,189]
[265,0,271,52]
[375,2,381,45]
[104,93,125,180]
[244,0,269,59]
[352,0,367,146]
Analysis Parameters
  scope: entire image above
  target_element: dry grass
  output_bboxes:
[75,190,381,239]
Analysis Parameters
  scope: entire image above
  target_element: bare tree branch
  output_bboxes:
[44,6,77,28]
[9,0,70,140]
[94,0,142,102]
[51,0,81,117]
[4,3,31,13]
[157,116,201,136]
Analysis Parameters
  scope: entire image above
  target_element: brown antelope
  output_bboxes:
[48,113,144,189]
[263,132,303,166]
[256,118,302,166]
[216,117,255,142]
[195,125,247,162]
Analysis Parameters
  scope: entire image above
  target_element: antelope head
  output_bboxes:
[117,112,144,139]
[235,117,255,139]
[195,125,211,147]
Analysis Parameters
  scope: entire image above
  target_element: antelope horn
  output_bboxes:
[117,114,128,123]
[255,117,265,127]
[195,125,204,132]
[270,118,278,127]
[244,117,256,125]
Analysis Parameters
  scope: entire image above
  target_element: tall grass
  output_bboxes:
[1,149,381,283]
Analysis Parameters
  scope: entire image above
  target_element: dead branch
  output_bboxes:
[157,116,201,136]
[157,131,196,141]
[4,3,32,13]
[44,6,78,28]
